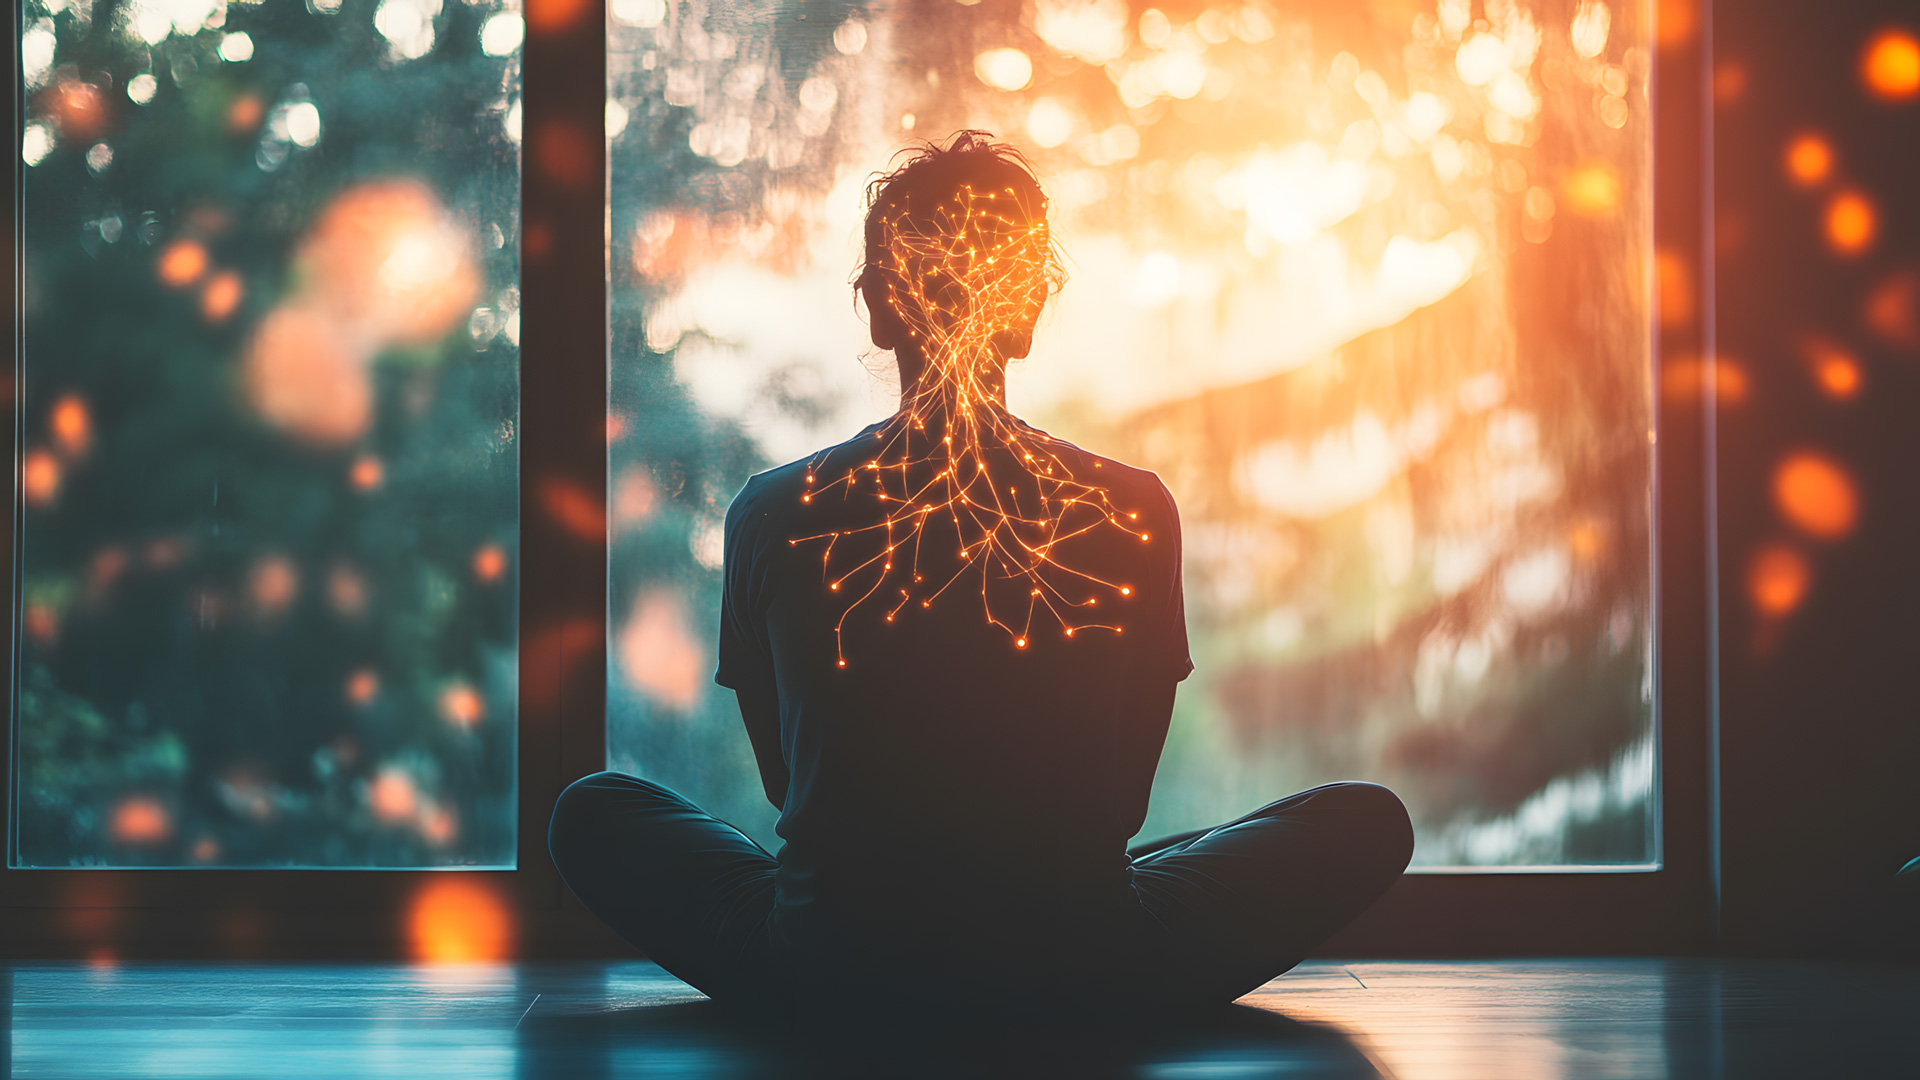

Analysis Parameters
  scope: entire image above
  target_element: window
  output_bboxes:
[606,0,1657,867]
[15,0,521,867]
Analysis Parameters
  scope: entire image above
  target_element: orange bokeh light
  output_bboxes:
[439,683,485,727]
[540,478,607,542]
[526,0,591,34]
[109,798,171,845]
[201,271,244,322]
[536,124,596,190]
[1748,544,1812,617]
[1783,134,1833,187]
[1772,452,1859,541]
[49,79,108,137]
[1561,163,1621,217]
[1864,270,1919,350]
[1862,29,1920,101]
[1815,357,1861,399]
[23,448,62,507]
[1655,0,1697,47]
[1655,249,1695,328]
[226,93,265,133]
[1659,356,1748,405]
[243,304,373,447]
[1712,62,1748,105]
[157,240,209,288]
[346,668,380,705]
[329,564,368,618]
[298,180,481,347]
[472,544,508,583]
[409,879,513,964]
[24,602,60,645]
[1801,339,1863,400]
[50,395,92,457]
[349,455,385,491]
[370,768,417,821]
[1824,191,1876,255]
[250,555,300,616]
[419,805,458,846]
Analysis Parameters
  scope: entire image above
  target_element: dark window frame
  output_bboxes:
[2,1,1719,959]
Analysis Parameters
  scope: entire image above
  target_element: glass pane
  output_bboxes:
[16,0,522,866]
[608,0,1654,867]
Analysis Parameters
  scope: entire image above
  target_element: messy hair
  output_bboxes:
[857,130,1067,310]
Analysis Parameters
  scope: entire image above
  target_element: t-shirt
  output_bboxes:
[716,415,1192,948]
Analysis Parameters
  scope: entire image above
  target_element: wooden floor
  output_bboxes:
[2,958,1913,1078]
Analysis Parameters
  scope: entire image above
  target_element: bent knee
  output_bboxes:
[548,771,673,868]
[1319,781,1414,874]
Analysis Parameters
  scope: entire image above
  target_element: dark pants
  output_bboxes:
[548,773,1412,1013]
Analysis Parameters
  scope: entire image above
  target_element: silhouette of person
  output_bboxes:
[550,132,1413,1018]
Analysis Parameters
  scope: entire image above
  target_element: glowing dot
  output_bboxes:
[201,271,244,322]
[49,395,91,457]
[802,494,812,503]
[1749,544,1811,616]
[110,798,171,844]
[1140,532,1150,541]
[830,582,840,591]
[349,455,384,491]
[346,668,379,704]
[1015,638,1027,648]
[837,659,848,667]
[1816,357,1861,399]
[1773,452,1858,540]
[440,683,485,727]
[1825,191,1876,255]
[1120,586,1132,596]
[1784,134,1833,187]
[157,240,208,287]
[1862,29,1920,101]
[473,544,508,583]
[1065,628,1074,637]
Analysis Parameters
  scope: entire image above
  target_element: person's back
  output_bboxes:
[549,132,1413,1017]
[719,415,1189,964]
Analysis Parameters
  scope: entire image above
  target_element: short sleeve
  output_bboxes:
[714,479,777,693]
[1150,479,1194,683]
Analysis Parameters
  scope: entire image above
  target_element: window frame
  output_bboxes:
[2,0,1718,959]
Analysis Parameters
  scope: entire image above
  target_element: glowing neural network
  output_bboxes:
[791,184,1152,667]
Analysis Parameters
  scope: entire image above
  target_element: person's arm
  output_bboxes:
[1118,678,1179,838]
[735,683,789,811]
[715,478,789,811]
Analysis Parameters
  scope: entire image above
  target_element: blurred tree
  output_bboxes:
[17,0,520,866]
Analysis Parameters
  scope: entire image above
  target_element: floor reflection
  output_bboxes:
[513,997,1386,1079]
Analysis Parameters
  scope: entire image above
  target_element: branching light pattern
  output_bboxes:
[792,182,1152,667]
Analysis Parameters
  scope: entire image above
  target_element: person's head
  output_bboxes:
[857,132,1063,399]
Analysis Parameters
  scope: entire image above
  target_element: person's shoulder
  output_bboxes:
[727,422,888,520]
[1018,422,1178,518]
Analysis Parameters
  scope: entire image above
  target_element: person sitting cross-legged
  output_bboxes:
[549,131,1414,1018]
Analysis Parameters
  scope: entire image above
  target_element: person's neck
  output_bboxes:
[894,349,1009,414]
